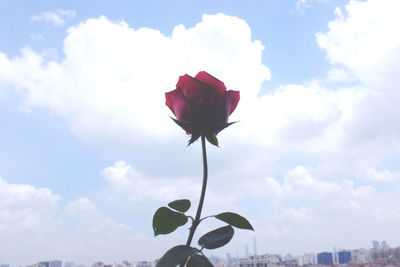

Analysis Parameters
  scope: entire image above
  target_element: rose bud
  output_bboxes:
[166,71,240,146]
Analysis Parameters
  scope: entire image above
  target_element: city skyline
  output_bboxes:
[1,240,398,266]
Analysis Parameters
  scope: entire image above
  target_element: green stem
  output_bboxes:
[181,135,208,266]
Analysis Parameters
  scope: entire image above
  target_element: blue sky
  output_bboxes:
[1,0,400,265]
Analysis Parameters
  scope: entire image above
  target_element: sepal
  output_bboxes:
[206,133,219,147]
[213,121,237,133]
[188,132,200,146]
[170,117,194,133]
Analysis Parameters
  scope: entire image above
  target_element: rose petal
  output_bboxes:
[209,91,239,126]
[195,71,226,95]
[224,90,240,115]
[165,88,192,122]
[176,74,210,103]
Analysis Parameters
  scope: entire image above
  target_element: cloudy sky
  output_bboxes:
[1,0,400,265]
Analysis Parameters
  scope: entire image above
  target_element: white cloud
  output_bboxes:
[229,81,365,155]
[0,176,59,211]
[66,197,97,214]
[0,14,270,149]
[0,175,162,265]
[314,0,400,159]
[317,0,400,87]
[4,10,394,158]
[100,161,201,203]
[0,176,59,231]
[354,160,400,183]
[30,9,76,26]
[295,0,330,11]
[326,67,357,82]
[250,166,400,253]
[267,165,400,222]
[99,160,247,216]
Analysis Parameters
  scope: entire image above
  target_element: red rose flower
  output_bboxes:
[166,71,239,145]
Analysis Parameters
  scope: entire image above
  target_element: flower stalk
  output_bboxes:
[180,135,208,266]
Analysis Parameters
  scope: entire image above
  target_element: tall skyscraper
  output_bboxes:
[338,251,352,264]
[253,236,257,256]
[226,253,232,267]
[333,246,338,264]
[372,240,379,249]
[381,240,387,248]
[317,252,333,266]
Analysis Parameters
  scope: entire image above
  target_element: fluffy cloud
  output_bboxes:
[0,176,59,229]
[317,0,400,87]
[100,161,200,203]
[0,14,269,150]
[0,175,159,265]
[65,197,97,214]
[0,176,62,263]
[3,8,398,158]
[99,161,248,215]
[315,0,400,158]
[30,9,76,26]
[251,166,400,253]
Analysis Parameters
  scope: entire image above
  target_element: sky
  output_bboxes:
[1,0,400,265]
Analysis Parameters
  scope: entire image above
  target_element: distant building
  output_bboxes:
[64,262,75,267]
[317,252,333,266]
[295,256,303,267]
[50,260,62,267]
[0,264,11,267]
[253,237,257,256]
[338,251,351,264]
[372,240,379,249]
[333,246,338,265]
[283,259,299,267]
[232,253,281,267]
[227,253,232,267]
[27,264,46,267]
[209,256,225,266]
[381,240,387,248]
[91,262,104,267]
[351,249,369,263]
[135,261,154,267]
[40,262,50,267]
[122,261,134,267]
[302,253,316,265]
[370,245,400,262]
[284,254,294,261]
